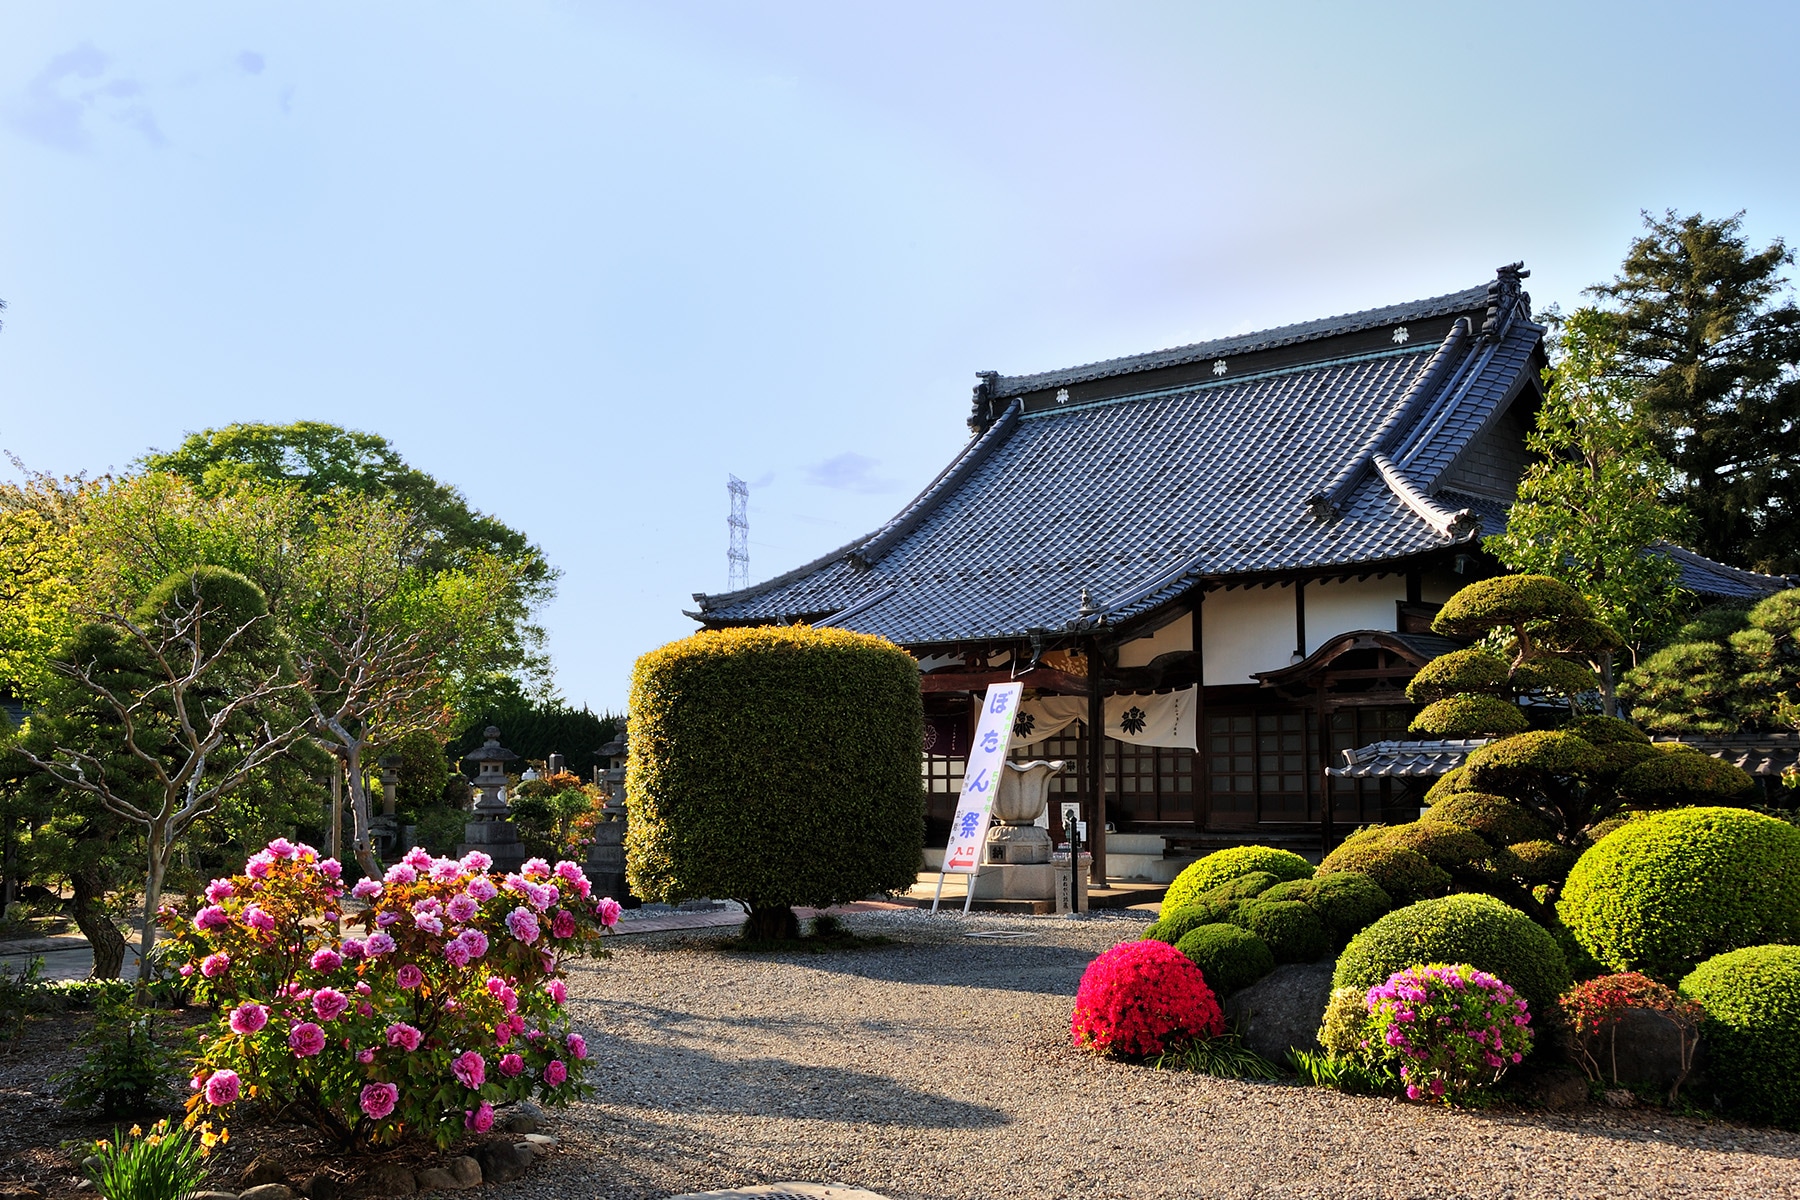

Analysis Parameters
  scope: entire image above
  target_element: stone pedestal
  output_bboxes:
[583,812,628,903]
[969,863,1059,901]
[458,812,527,876]
[984,760,1065,869]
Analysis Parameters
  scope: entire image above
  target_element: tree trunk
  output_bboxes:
[743,904,799,941]
[344,740,379,879]
[70,864,127,980]
[137,827,167,985]
[1599,650,1618,718]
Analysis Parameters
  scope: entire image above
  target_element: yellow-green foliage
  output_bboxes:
[1615,744,1755,805]
[1163,846,1314,912]
[1465,730,1605,784]
[1423,768,1476,805]
[1432,574,1593,639]
[1509,656,1601,697]
[1333,893,1572,1015]
[1422,792,1548,846]
[1174,924,1275,996]
[1141,904,1221,946]
[1559,807,1800,981]
[1562,715,1650,746]
[1318,839,1450,907]
[1405,648,1510,703]
[1492,839,1578,885]
[1382,822,1491,868]
[1319,986,1368,1058]
[1227,898,1331,964]
[1409,695,1528,737]
[1680,946,1800,1129]
[625,624,925,910]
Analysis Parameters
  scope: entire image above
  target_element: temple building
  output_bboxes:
[689,265,1789,879]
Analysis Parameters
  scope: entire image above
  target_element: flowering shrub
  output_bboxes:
[1356,963,1534,1103]
[162,840,621,1148]
[1071,940,1225,1057]
[1561,972,1702,1100]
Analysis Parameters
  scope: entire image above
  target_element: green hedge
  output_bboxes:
[1174,924,1275,996]
[1422,792,1548,846]
[1409,695,1529,737]
[1383,822,1491,867]
[1558,807,1800,981]
[1163,847,1314,912]
[625,625,925,913]
[1333,893,1571,1016]
[1141,904,1221,946]
[1680,946,1800,1129]
[1229,899,1330,964]
[1318,840,1450,907]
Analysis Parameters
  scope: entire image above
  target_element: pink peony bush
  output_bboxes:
[1070,939,1226,1057]
[163,841,621,1147]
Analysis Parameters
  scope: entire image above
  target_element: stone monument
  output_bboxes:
[970,760,1066,902]
[584,725,630,902]
[456,726,528,874]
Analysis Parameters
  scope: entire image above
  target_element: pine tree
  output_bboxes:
[1588,211,1800,573]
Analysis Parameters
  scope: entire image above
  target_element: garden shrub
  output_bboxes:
[1354,964,1535,1102]
[1383,822,1491,868]
[1558,807,1800,980]
[1318,986,1368,1058]
[626,625,924,938]
[1491,840,1577,885]
[1615,745,1756,806]
[1070,940,1225,1057]
[1562,715,1650,746]
[1404,647,1511,703]
[1409,696,1528,738]
[1422,792,1548,846]
[1431,574,1592,637]
[1333,893,1571,1015]
[54,993,176,1116]
[1317,840,1450,907]
[1423,767,1477,804]
[1508,656,1601,697]
[1198,871,1281,905]
[165,840,619,1148]
[1162,846,1314,913]
[1680,945,1800,1128]
[1561,972,1702,1099]
[1141,904,1221,946]
[1464,730,1605,786]
[1303,872,1392,943]
[1229,899,1330,964]
[1173,924,1275,996]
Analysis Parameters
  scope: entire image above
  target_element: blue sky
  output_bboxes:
[3,2,1798,713]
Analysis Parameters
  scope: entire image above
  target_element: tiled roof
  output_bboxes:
[1331,739,1491,778]
[1653,542,1794,600]
[694,268,1544,645]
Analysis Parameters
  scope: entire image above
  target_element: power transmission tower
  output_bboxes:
[727,475,749,591]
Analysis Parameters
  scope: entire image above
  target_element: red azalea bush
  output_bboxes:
[1561,971,1703,1099]
[162,840,622,1147]
[1070,939,1226,1057]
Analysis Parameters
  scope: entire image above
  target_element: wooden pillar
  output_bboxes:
[1086,638,1107,885]
[1316,681,1333,860]
[1195,589,1208,834]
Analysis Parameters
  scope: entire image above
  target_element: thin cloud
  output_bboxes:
[5,43,165,152]
[805,452,897,494]
[237,51,266,76]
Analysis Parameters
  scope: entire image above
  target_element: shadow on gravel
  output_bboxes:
[587,1030,1009,1129]
[1474,1108,1800,1160]
[779,942,1099,995]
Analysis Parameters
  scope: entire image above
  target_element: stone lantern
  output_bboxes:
[456,726,527,874]
[584,725,630,903]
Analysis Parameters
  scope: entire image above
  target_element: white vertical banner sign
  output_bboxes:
[933,683,1024,912]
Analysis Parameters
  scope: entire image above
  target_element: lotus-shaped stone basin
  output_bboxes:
[992,760,1067,825]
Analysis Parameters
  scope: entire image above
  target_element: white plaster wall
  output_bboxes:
[1305,576,1407,652]
[1200,584,1297,684]
[1116,611,1194,667]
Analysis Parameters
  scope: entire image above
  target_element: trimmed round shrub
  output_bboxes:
[1071,940,1225,1057]
[1509,656,1601,698]
[1199,871,1280,906]
[1174,924,1276,996]
[1304,872,1392,942]
[1432,574,1593,638]
[1405,648,1510,703]
[1383,822,1491,868]
[1423,767,1477,805]
[1319,986,1367,1058]
[1423,792,1548,846]
[1230,899,1331,964]
[1558,807,1800,980]
[1590,740,1660,777]
[627,626,924,935]
[1681,946,1800,1128]
[1616,745,1755,805]
[1318,840,1450,907]
[1465,730,1605,788]
[1141,904,1221,946]
[1409,696,1529,737]
[1562,715,1650,746]
[1333,894,1572,1016]
[1163,846,1314,912]
[1492,840,1578,885]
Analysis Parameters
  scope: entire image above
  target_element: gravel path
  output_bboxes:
[496,910,1800,1200]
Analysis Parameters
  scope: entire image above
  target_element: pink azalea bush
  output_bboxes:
[163,841,620,1147]
[1357,963,1534,1103]
[1070,939,1226,1057]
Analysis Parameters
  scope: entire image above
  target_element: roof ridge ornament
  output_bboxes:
[1480,262,1531,344]
[969,370,1003,434]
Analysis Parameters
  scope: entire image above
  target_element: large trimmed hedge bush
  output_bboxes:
[1333,894,1571,1016]
[1680,946,1800,1129]
[1174,924,1274,996]
[626,625,924,938]
[1163,846,1314,912]
[1558,807,1800,980]
[1317,840,1450,907]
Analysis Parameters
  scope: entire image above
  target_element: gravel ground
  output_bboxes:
[488,909,1800,1200]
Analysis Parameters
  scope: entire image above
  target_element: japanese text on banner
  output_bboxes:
[940,683,1024,874]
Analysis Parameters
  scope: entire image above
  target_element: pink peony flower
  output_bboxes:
[229,1003,268,1035]
[243,905,276,932]
[459,850,493,873]
[415,912,445,936]
[567,1033,588,1060]
[554,861,585,886]
[443,941,472,968]
[179,964,195,977]
[552,909,576,939]
[289,1022,327,1058]
[313,988,350,1022]
[384,863,418,885]
[395,964,425,990]
[544,1059,567,1086]
[464,1100,494,1133]
[596,898,622,929]
[316,858,343,881]
[521,857,551,880]
[360,1081,399,1120]
[245,851,275,879]
[358,1002,374,1017]
[376,911,401,928]
[357,1048,375,1064]
[193,905,230,932]
[310,948,343,972]
[364,932,396,957]
[205,878,235,904]
[458,929,489,959]
[203,1069,240,1106]
[506,907,540,944]
[355,980,372,996]
[545,979,568,1006]
[340,937,367,960]
[386,1022,424,1051]
[200,952,231,978]
[495,1023,511,1047]
[466,876,498,902]
[499,1052,524,1077]
[267,837,296,859]
[403,846,433,869]
[447,895,479,923]
[452,1050,486,1089]
[351,879,383,900]
[429,859,463,884]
